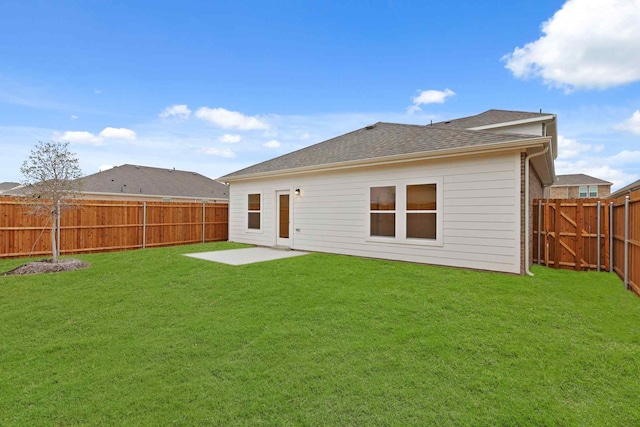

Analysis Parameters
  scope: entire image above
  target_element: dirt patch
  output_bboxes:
[1,258,90,276]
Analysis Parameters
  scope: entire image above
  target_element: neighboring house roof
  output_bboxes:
[222,122,549,180]
[0,182,20,193]
[431,109,553,130]
[550,174,612,187]
[78,164,229,199]
[609,179,640,199]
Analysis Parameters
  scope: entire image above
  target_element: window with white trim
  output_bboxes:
[368,180,442,245]
[370,186,396,237]
[247,193,261,230]
[579,185,598,198]
[406,184,437,240]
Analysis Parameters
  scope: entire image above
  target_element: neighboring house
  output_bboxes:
[609,178,640,199]
[77,164,229,202]
[545,174,612,199]
[4,165,229,202]
[221,109,558,275]
[0,182,20,194]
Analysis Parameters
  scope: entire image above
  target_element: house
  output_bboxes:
[221,109,558,275]
[0,182,20,195]
[609,178,640,199]
[544,174,612,199]
[76,164,229,202]
[3,165,229,202]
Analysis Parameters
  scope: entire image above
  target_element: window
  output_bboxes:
[579,186,598,198]
[578,186,587,198]
[406,184,437,240]
[248,193,261,230]
[370,186,395,237]
[368,180,442,245]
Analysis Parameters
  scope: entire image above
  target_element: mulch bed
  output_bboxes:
[1,258,90,276]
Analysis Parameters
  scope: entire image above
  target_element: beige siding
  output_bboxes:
[229,152,522,273]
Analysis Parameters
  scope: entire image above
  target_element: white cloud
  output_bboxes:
[159,104,192,120]
[99,127,137,140]
[555,160,637,189]
[58,131,103,145]
[412,89,455,106]
[614,110,640,134]
[218,134,242,144]
[406,105,423,114]
[554,133,639,189]
[200,147,236,158]
[94,89,102,95]
[503,0,640,90]
[195,107,269,130]
[557,135,596,159]
[608,150,640,164]
[56,126,136,146]
[71,115,79,120]
[263,140,281,148]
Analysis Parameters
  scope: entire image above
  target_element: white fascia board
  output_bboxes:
[467,115,556,131]
[224,136,551,182]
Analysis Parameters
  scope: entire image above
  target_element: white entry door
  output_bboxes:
[276,190,291,247]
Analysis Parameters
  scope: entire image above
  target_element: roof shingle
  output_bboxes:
[431,109,553,129]
[551,174,612,187]
[222,122,543,179]
[79,164,229,199]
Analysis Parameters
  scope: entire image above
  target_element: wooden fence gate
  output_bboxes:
[533,199,610,271]
[533,190,639,296]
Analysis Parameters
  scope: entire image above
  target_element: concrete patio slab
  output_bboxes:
[184,247,309,266]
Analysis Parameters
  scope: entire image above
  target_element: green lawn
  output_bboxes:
[1,242,639,426]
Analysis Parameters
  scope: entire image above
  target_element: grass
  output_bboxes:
[1,242,639,426]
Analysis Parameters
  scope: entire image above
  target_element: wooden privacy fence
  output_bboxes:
[0,198,228,259]
[533,189,639,296]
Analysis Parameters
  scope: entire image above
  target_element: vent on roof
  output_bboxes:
[365,124,376,130]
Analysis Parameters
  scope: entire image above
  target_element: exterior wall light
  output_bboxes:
[294,188,300,196]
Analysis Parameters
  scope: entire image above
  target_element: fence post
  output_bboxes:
[202,202,206,243]
[537,199,542,265]
[624,196,629,289]
[57,200,61,257]
[143,202,147,249]
[554,200,561,268]
[609,202,614,273]
[596,201,601,272]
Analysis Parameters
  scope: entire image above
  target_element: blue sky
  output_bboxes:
[1,0,639,189]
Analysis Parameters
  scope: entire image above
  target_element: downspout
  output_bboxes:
[525,145,550,276]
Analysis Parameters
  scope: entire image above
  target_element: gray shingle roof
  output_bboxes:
[221,121,544,179]
[609,179,640,199]
[551,174,612,187]
[0,182,20,192]
[78,164,229,199]
[431,109,553,129]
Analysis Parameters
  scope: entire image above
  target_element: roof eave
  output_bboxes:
[223,136,552,182]
[467,114,556,131]
[79,190,229,200]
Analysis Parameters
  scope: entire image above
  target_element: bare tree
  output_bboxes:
[20,141,83,262]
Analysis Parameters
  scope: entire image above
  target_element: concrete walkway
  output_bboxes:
[184,247,309,266]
